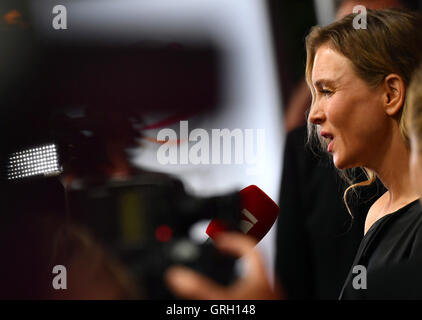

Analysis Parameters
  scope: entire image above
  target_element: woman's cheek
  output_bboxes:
[326,96,350,128]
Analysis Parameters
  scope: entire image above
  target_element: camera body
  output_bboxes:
[67,171,241,299]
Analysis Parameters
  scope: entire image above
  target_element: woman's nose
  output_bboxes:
[308,101,326,125]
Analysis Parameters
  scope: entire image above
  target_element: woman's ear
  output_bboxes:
[382,74,406,116]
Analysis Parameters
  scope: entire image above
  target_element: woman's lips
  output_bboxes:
[327,140,334,153]
[320,131,334,153]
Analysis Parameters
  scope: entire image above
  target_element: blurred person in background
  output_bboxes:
[0,212,138,299]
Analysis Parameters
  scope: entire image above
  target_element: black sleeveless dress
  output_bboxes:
[340,199,422,299]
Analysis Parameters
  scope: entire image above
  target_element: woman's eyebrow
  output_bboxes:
[313,79,336,88]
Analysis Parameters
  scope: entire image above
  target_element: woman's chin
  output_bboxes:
[332,154,348,170]
[330,149,355,170]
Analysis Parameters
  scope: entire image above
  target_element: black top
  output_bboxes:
[340,199,422,299]
[276,125,381,299]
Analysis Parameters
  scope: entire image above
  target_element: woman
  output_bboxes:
[332,62,422,299]
[306,9,422,299]
[165,8,422,300]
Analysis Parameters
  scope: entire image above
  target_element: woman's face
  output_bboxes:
[308,44,390,169]
[410,133,422,198]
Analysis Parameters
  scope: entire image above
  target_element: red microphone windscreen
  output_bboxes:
[206,185,279,242]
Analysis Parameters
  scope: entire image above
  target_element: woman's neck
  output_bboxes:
[364,132,419,233]
[378,135,418,204]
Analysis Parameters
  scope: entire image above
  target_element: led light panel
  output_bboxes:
[7,144,62,180]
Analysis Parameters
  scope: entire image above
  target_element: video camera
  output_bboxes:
[0,34,242,298]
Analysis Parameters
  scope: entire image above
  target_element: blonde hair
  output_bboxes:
[305,9,422,216]
[407,64,422,147]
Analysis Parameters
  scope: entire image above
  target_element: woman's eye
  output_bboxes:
[321,89,333,96]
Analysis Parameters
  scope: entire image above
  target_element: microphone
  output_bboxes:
[205,185,279,243]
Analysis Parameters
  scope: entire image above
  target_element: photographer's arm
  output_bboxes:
[165,232,283,300]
